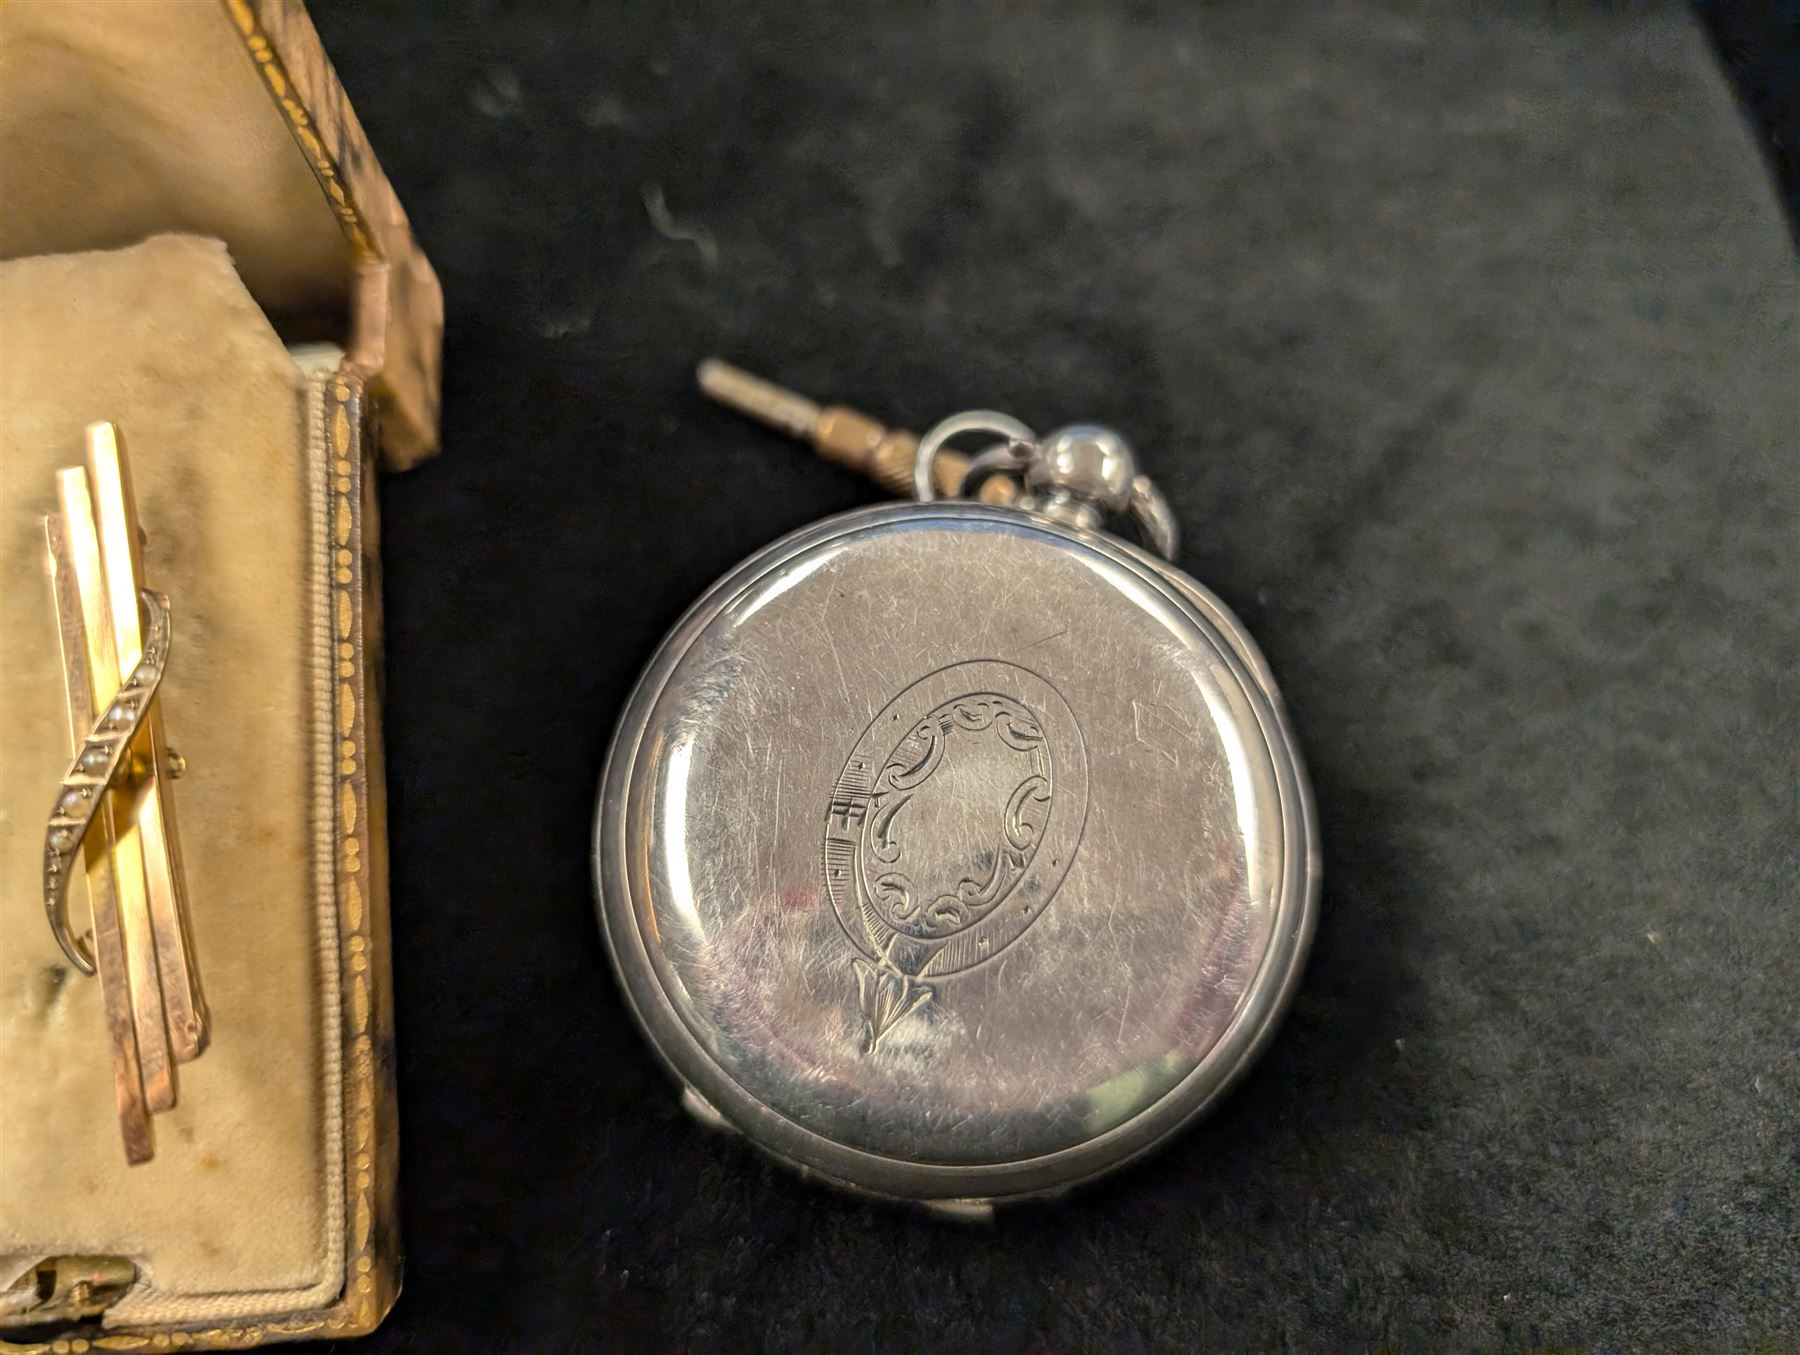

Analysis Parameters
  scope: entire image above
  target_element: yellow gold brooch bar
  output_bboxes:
[42,422,208,1164]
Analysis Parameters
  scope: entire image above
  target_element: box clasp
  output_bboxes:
[1,1255,137,1327]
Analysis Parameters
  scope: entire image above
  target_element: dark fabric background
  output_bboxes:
[308,4,1797,1351]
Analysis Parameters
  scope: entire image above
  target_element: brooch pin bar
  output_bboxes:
[42,421,208,1164]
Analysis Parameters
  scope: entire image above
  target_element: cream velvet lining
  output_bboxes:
[0,236,343,1321]
[0,0,351,323]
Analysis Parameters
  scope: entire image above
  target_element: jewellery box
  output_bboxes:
[0,1,440,1344]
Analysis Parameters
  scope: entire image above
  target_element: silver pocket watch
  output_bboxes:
[594,361,1320,1215]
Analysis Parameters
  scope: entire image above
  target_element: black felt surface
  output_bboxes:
[310,4,1798,1350]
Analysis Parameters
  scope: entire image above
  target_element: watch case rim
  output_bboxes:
[593,500,1321,1205]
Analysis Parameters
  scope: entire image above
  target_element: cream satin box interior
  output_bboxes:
[0,1,440,1346]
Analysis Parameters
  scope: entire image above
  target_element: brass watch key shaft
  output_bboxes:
[696,359,1015,504]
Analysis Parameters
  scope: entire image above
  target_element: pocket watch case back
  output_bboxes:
[597,499,1319,1206]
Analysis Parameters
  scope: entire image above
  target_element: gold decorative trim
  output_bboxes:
[324,374,385,1340]
[221,0,445,469]
[223,0,376,255]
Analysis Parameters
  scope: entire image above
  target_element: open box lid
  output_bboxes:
[0,0,442,468]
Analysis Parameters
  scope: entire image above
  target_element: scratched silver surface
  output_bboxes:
[596,502,1319,1202]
